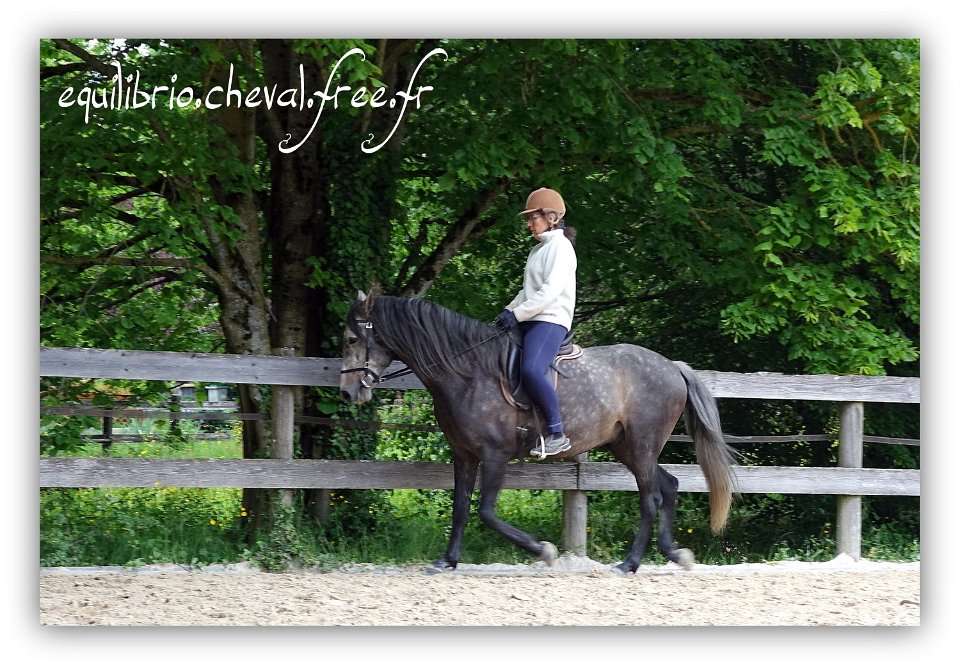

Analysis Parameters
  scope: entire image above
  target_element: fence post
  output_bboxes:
[272,347,296,506]
[836,401,864,560]
[100,412,113,451]
[168,392,181,439]
[562,452,588,556]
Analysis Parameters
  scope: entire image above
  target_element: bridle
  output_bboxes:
[339,315,505,389]
[339,319,396,389]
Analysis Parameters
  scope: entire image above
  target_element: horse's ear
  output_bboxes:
[356,286,378,317]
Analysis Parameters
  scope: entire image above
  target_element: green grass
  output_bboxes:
[40,486,247,567]
[66,418,243,459]
[65,437,242,460]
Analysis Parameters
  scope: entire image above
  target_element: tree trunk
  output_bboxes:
[203,39,275,538]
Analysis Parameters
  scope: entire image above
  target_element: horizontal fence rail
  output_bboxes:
[41,346,920,402]
[40,346,920,559]
[40,405,921,446]
[39,459,920,496]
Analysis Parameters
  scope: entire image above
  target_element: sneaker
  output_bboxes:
[530,432,571,459]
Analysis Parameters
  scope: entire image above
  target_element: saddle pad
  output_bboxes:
[556,344,583,362]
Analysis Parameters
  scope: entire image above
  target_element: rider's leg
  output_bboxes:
[520,321,571,456]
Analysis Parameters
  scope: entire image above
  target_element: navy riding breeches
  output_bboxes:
[519,320,568,434]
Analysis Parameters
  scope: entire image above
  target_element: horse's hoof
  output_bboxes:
[424,560,456,575]
[538,541,559,566]
[675,548,695,570]
[612,562,636,575]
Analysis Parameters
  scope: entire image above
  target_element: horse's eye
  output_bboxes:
[347,336,359,345]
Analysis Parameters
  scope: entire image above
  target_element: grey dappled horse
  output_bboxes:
[339,291,737,574]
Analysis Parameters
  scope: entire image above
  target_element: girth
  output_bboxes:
[500,328,583,411]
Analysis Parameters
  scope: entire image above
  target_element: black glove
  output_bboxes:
[494,309,519,332]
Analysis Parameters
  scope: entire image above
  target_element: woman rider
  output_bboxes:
[494,187,577,458]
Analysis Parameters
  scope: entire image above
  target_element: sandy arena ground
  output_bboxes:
[39,555,919,626]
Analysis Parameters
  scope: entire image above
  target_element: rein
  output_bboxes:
[340,317,505,388]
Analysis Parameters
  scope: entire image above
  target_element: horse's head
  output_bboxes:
[339,290,395,404]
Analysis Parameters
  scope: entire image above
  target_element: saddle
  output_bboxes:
[500,328,583,411]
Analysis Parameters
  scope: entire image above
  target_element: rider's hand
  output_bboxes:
[494,309,519,332]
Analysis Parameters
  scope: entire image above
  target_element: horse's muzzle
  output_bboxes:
[339,382,372,405]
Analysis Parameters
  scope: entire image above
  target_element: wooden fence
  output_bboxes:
[39,346,920,560]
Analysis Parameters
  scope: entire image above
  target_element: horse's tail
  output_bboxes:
[675,361,739,534]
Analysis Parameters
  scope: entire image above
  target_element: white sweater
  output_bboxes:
[506,228,577,331]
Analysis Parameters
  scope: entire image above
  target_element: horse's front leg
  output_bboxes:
[425,451,479,574]
[476,451,558,564]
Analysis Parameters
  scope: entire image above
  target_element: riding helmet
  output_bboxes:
[519,187,566,219]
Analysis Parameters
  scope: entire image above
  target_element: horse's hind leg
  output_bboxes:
[615,474,658,574]
[604,438,660,575]
[610,430,678,574]
[476,452,558,564]
[613,464,693,574]
[655,466,694,569]
[426,451,479,574]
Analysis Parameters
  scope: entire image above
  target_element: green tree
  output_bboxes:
[422,40,919,377]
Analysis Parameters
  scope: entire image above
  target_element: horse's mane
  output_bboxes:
[349,296,506,382]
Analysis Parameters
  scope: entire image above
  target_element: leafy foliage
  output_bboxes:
[41,37,920,376]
